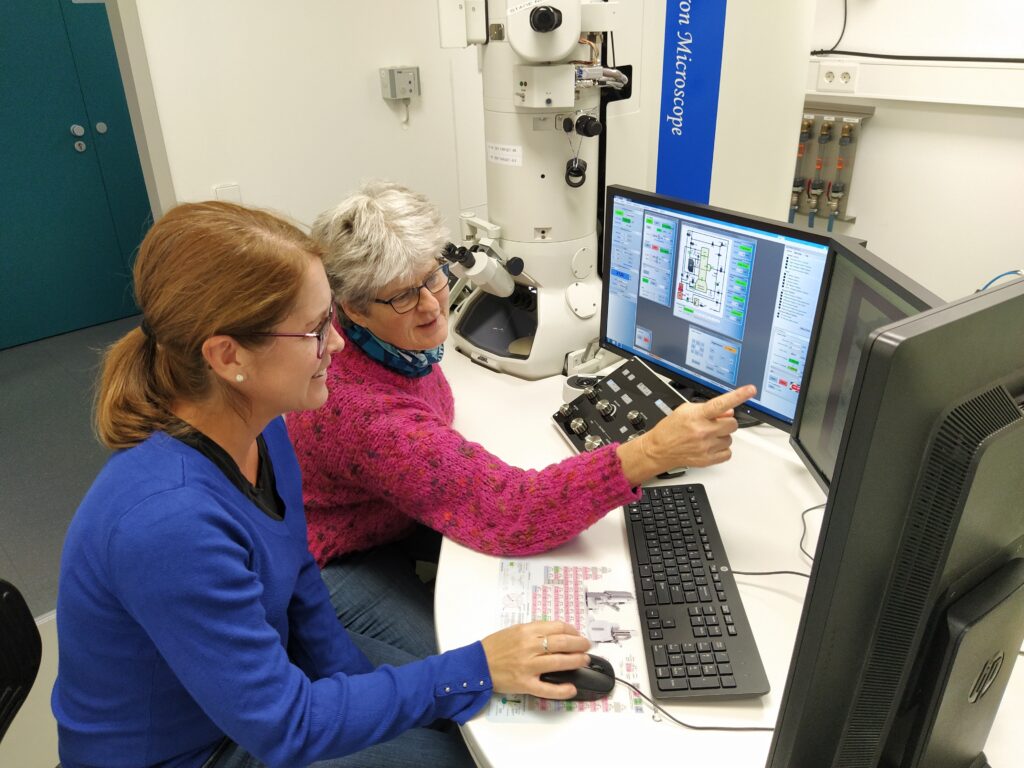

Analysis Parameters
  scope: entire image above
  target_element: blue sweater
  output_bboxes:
[52,418,491,768]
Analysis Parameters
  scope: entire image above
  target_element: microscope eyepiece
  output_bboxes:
[442,243,476,268]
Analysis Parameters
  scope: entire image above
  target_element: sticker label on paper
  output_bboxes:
[487,143,523,166]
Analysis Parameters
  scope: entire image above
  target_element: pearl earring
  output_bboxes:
[235,373,245,383]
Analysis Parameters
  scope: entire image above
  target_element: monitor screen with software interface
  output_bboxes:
[789,237,942,489]
[600,185,832,430]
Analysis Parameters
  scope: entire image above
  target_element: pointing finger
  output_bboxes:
[701,385,756,419]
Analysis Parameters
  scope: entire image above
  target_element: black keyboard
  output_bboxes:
[624,483,770,700]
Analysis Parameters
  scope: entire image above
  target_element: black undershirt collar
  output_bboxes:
[170,422,285,521]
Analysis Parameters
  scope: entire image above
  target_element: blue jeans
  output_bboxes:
[206,529,472,767]
[318,525,441,658]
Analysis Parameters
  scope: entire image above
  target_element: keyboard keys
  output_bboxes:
[689,677,720,690]
[658,677,688,691]
[627,484,769,700]
[652,644,669,666]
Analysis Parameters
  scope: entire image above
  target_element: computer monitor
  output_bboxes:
[767,278,1024,767]
[789,237,942,489]
[600,185,832,430]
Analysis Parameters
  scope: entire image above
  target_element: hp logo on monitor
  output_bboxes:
[967,651,1004,704]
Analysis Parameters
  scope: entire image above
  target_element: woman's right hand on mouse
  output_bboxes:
[616,384,757,485]
[480,620,591,700]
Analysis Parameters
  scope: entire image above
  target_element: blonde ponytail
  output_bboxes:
[95,328,172,449]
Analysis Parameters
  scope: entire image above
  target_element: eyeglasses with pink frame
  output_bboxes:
[242,302,335,358]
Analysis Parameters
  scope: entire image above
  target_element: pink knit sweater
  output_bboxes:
[287,335,641,566]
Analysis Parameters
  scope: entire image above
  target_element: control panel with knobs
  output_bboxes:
[552,356,686,469]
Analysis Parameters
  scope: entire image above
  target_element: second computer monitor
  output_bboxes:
[601,185,832,429]
[789,237,942,489]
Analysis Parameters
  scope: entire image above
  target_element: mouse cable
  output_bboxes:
[613,677,775,732]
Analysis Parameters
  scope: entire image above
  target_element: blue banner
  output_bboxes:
[656,1,727,204]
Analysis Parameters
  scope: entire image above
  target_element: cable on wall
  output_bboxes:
[821,0,848,53]
[810,0,1024,63]
[811,49,1024,64]
[976,270,1024,292]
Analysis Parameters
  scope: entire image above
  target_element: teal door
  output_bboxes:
[1,0,151,350]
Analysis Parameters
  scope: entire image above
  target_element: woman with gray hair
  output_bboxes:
[288,181,755,657]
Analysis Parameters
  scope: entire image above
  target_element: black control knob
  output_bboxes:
[557,403,576,419]
[575,114,603,137]
[505,257,525,276]
[530,5,563,32]
[583,386,599,403]
[569,417,588,436]
[627,409,646,428]
[595,399,615,420]
[584,434,604,452]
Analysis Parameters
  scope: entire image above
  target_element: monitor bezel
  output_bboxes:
[788,235,943,490]
[599,184,834,431]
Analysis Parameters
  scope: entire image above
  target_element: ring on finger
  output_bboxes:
[542,635,550,654]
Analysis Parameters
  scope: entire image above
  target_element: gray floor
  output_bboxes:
[0,315,140,617]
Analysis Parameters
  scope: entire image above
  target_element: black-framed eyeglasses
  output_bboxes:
[373,264,450,314]
[242,302,335,358]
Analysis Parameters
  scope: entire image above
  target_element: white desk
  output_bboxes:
[434,351,1023,767]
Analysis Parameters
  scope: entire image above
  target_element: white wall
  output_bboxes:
[809,0,1024,301]
[114,1,1024,302]
[119,0,486,231]
[117,0,814,234]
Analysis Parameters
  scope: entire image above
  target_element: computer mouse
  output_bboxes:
[540,654,616,701]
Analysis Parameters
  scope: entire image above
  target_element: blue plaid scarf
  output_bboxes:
[345,323,444,379]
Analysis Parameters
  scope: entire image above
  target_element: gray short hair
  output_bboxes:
[312,181,449,319]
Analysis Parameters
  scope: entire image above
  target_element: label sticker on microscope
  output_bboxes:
[486,143,523,167]
[621,393,633,405]
[655,399,674,416]
[637,383,653,397]
[606,380,621,393]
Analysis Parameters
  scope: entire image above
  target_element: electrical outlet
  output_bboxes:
[816,62,858,93]
[379,66,420,100]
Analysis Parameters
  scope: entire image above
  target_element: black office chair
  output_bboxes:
[0,579,42,743]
